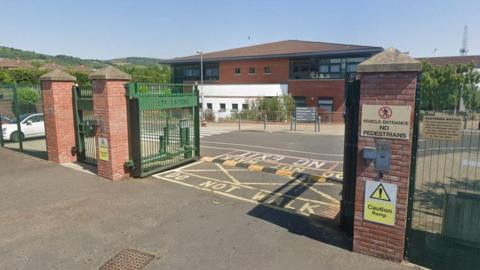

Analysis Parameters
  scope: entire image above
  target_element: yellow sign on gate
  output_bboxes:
[364,180,397,226]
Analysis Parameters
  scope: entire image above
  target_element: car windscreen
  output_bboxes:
[8,114,30,124]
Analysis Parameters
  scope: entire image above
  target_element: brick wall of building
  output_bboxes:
[218,58,289,84]
[353,72,417,262]
[287,79,345,122]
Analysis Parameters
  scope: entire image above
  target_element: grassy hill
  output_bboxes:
[0,46,171,85]
[0,46,164,68]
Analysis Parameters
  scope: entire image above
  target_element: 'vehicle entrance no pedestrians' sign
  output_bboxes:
[363,180,397,226]
[360,105,411,140]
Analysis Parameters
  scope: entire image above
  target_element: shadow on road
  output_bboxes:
[247,175,351,250]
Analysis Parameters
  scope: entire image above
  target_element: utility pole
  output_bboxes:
[196,50,207,127]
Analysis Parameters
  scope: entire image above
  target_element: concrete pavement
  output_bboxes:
[0,148,413,270]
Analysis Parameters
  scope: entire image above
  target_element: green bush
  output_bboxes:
[17,87,40,105]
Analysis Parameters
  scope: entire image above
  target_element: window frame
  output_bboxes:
[234,67,241,75]
[248,67,256,75]
[264,66,271,75]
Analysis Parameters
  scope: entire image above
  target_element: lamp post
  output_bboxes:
[196,50,207,126]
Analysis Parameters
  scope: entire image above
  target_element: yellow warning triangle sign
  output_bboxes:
[370,184,391,202]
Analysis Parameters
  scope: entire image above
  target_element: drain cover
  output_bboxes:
[100,249,155,270]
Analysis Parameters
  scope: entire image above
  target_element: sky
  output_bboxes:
[0,0,479,60]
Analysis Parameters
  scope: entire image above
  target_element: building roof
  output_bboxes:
[0,58,33,69]
[162,40,383,64]
[417,55,480,67]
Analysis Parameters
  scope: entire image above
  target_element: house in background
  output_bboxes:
[161,40,383,122]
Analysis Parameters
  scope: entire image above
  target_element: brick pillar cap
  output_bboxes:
[88,66,132,80]
[40,69,76,82]
[358,47,422,73]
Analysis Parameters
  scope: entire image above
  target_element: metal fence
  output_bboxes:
[202,109,344,133]
[0,83,46,159]
[406,110,480,269]
[126,83,199,177]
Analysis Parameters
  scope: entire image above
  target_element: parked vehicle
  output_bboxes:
[0,115,10,125]
[1,113,45,142]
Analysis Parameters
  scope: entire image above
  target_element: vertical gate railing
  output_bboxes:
[73,85,97,165]
[126,82,199,177]
[406,79,480,269]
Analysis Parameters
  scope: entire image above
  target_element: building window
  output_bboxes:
[248,67,256,75]
[232,103,238,110]
[207,103,213,109]
[264,66,271,74]
[318,98,334,112]
[289,56,367,80]
[293,96,307,107]
[242,104,249,110]
[234,68,241,75]
[220,103,226,111]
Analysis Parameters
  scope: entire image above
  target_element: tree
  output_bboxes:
[420,61,480,111]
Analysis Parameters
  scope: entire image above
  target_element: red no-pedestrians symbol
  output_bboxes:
[378,106,392,119]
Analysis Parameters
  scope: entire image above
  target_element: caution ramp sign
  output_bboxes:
[364,180,397,226]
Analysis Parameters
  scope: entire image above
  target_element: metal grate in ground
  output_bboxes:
[99,249,155,270]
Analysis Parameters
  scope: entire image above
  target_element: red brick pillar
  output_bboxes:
[89,66,131,181]
[40,69,77,163]
[352,48,422,262]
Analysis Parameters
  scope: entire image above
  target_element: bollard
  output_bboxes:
[264,114,267,130]
[290,112,293,131]
[314,116,317,133]
[0,120,3,147]
[238,113,241,130]
[318,115,321,132]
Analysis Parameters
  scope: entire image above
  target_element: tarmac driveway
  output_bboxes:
[0,148,408,270]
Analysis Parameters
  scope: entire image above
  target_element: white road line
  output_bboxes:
[201,145,343,164]
[215,163,242,185]
[180,169,247,172]
[202,140,344,157]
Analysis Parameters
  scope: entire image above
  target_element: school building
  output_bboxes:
[162,40,383,120]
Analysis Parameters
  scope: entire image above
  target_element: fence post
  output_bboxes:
[89,66,131,181]
[290,111,293,131]
[39,69,77,163]
[352,48,422,262]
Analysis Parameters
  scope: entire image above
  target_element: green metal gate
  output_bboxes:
[405,77,480,269]
[126,83,200,177]
[73,85,97,165]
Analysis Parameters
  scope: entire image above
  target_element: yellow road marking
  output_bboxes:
[248,164,264,172]
[215,163,242,185]
[276,169,294,177]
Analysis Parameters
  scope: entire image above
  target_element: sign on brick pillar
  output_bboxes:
[39,69,77,163]
[89,66,132,181]
[352,48,422,262]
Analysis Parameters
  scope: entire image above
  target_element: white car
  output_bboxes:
[1,113,45,141]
